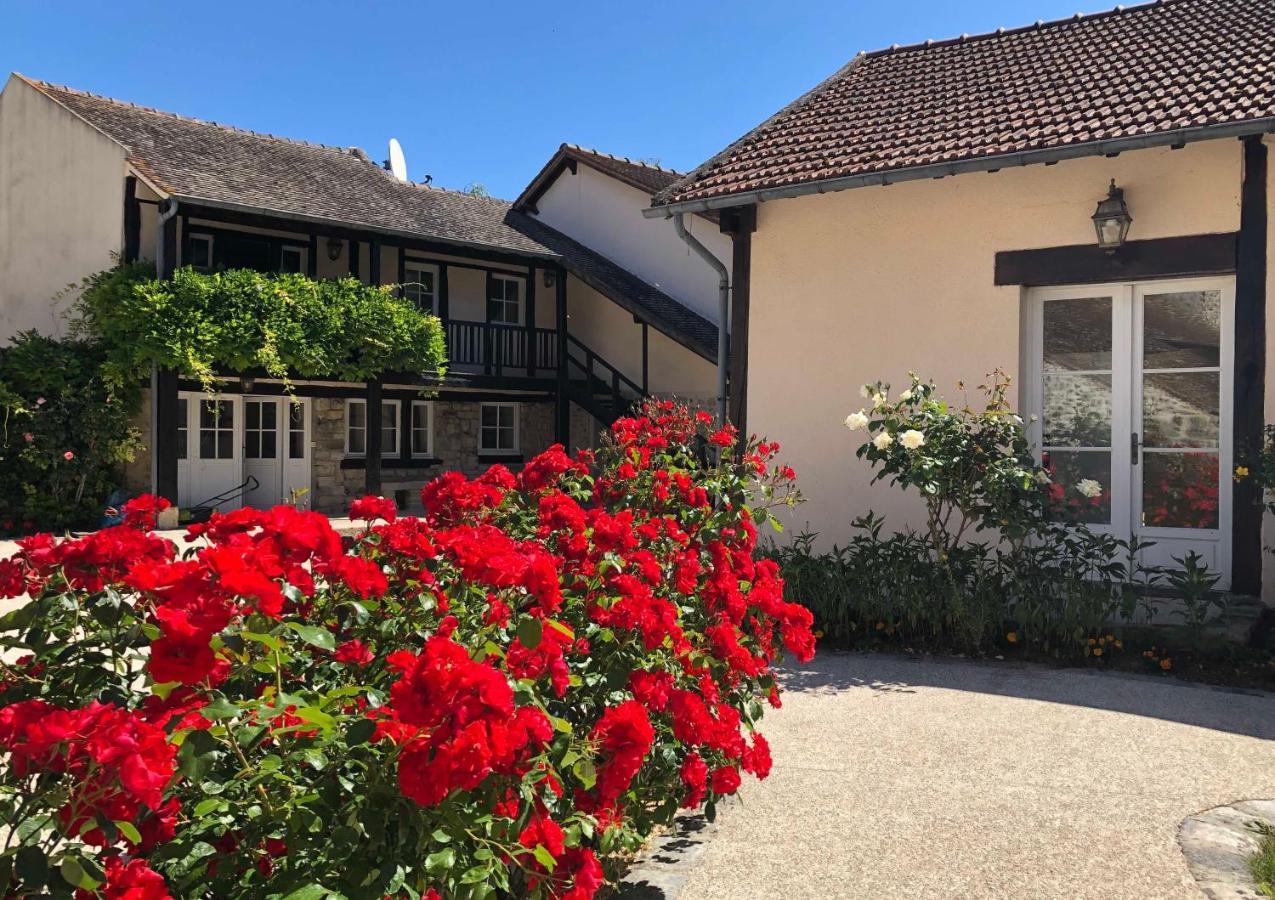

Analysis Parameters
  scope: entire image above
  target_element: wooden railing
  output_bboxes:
[564,334,644,421]
[445,320,558,376]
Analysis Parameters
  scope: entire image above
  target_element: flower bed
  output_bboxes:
[0,401,811,899]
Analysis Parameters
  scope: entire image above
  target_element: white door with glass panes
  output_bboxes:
[1027,278,1234,587]
[178,393,243,511]
[243,397,312,509]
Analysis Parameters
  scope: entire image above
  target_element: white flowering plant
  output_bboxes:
[845,370,1046,560]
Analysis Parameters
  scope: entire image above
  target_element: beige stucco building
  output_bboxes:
[648,0,1275,603]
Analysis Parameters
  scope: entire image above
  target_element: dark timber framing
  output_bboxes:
[993,233,1239,287]
[123,176,140,263]
[554,266,570,443]
[365,378,383,495]
[721,204,757,434]
[1234,136,1267,596]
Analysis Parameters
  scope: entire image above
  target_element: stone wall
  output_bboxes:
[310,398,557,515]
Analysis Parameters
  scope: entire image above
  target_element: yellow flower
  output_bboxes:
[875,621,885,631]
[1235,465,1250,482]
[814,630,825,639]
[1093,648,1102,657]
[1088,638,1097,646]
[1160,658,1173,671]
[1006,631,1018,644]
[1114,640,1123,650]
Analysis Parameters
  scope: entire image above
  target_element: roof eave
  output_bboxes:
[172,194,562,262]
[643,118,1275,218]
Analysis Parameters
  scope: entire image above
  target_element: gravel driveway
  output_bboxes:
[668,652,1275,899]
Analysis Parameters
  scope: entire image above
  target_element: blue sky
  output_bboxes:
[3,0,1118,199]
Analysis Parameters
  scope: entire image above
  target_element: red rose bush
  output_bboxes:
[0,400,809,898]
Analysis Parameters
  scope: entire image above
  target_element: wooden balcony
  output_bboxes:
[445,319,558,377]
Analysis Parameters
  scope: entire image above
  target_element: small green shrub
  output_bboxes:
[1250,821,1275,896]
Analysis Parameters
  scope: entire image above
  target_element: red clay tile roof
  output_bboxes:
[653,0,1275,211]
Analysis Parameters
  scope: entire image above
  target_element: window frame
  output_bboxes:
[187,234,214,271]
[345,398,401,458]
[410,401,435,459]
[478,402,519,455]
[280,244,308,274]
[402,261,440,314]
[487,274,524,325]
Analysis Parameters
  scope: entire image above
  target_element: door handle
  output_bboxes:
[1131,432,1140,466]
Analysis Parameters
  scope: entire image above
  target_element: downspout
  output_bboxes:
[672,213,729,426]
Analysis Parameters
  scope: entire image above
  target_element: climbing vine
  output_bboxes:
[74,263,448,390]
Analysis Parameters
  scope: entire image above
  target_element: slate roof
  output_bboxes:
[18,75,718,361]
[654,0,1275,211]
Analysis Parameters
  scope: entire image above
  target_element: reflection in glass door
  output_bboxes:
[1030,278,1233,588]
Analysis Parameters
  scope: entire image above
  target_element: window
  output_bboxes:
[244,399,278,460]
[288,402,306,459]
[176,398,188,460]
[345,398,400,457]
[280,245,308,274]
[479,403,518,454]
[487,275,522,325]
[187,234,214,271]
[403,262,438,313]
[411,401,434,458]
[198,400,234,460]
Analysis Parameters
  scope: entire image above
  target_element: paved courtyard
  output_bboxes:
[668,652,1275,899]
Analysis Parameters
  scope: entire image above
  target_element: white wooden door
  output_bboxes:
[1028,277,1234,588]
[281,398,312,509]
[182,393,243,511]
[243,397,281,509]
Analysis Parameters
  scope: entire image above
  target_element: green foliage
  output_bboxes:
[1250,821,1275,897]
[848,370,1045,559]
[0,332,142,534]
[74,264,447,390]
[770,517,1155,658]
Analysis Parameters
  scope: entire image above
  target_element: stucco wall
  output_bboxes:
[565,277,715,399]
[532,162,730,324]
[0,76,128,340]
[747,139,1244,550]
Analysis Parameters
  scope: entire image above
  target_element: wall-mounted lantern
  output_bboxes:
[239,374,256,393]
[542,269,557,289]
[1092,180,1133,252]
[326,237,343,262]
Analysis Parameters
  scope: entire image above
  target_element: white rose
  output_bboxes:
[1076,478,1102,499]
[898,389,913,402]
[843,410,869,431]
[871,392,888,408]
[872,432,894,450]
[900,429,925,450]
[859,384,873,399]
[1034,470,1052,485]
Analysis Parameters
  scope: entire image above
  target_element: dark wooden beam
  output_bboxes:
[123,176,140,263]
[721,204,757,434]
[348,240,360,279]
[526,266,537,377]
[994,233,1238,286]
[641,322,649,394]
[365,378,382,496]
[555,267,570,444]
[154,368,180,504]
[307,233,318,278]
[438,264,450,320]
[1234,137,1267,595]
[397,243,406,293]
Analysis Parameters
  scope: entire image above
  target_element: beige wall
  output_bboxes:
[747,139,1243,549]
[0,76,129,340]
[566,276,715,398]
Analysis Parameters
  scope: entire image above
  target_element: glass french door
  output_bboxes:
[1029,278,1234,588]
